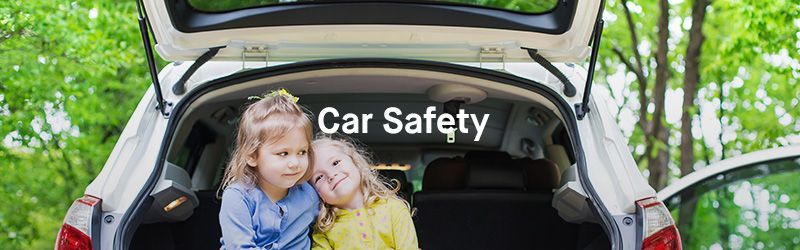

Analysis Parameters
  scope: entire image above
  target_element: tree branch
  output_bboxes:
[619,0,651,133]
[646,0,671,191]
[679,0,710,177]
[610,82,632,120]
[620,0,646,79]
[31,128,76,196]
[611,46,638,75]
[0,26,27,44]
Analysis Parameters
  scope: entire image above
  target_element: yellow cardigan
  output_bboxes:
[312,198,418,250]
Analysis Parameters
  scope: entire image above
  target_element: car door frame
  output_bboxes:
[657,145,800,246]
[658,145,800,202]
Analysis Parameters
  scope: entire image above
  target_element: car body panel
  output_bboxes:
[84,85,165,212]
[577,87,656,214]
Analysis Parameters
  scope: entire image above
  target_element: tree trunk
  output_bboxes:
[647,0,671,191]
[647,128,670,190]
[620,0,650,132]
[676,0,710,243]
[680,0,710,178]
[676,186,698,244]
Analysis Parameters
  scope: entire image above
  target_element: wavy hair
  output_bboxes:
[311,136,409,232]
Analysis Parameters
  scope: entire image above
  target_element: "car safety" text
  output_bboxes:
[318,106,490,141]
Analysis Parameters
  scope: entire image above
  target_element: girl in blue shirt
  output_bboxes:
[218,89,320,249]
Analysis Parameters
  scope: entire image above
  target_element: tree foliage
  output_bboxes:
[1,1,152,248]
[597,0,800,184]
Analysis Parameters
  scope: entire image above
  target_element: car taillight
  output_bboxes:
[56,195,101,250]
[636,197,681,250]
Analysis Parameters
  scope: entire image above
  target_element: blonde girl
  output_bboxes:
[309,136,418,250]
[218,89,320,249]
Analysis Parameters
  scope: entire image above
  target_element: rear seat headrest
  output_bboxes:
[378,169,412,202]
[515,158,561,192]
[465,151,525,190]
[378,169,409,186]
[378,169,407,182]
[422,157,466,191]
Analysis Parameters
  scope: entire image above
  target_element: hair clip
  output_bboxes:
[248,89,299,103]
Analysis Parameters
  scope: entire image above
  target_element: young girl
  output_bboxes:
[218,89,320,249]
[309,137,418,250]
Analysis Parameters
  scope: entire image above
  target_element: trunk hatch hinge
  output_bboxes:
[242,45,270,70]
[478,46,506,71]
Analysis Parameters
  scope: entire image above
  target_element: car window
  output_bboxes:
[663,157,800,249]
[188,0,560,14]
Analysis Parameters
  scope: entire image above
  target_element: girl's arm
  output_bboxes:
[390,199,419,250]
[310,227,333,250]
[219,188,268,250]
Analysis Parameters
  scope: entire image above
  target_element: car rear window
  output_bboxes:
[188,0,560,14]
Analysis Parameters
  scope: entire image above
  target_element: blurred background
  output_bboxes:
[1,0,798,248]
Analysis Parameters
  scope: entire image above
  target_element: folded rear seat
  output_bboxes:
[413,151,570,250]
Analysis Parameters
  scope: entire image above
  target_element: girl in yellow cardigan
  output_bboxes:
[309,137,418,250]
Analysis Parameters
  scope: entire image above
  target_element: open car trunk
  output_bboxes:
[126,60,610,249]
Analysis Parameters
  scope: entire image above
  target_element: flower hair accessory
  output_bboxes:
[248,89,299,103]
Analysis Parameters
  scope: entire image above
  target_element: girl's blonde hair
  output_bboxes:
[312,136,409,232]
[219,89,314,195]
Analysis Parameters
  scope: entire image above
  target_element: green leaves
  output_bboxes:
[1,1,150,247]
[598,0,800,184]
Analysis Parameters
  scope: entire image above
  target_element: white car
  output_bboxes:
[658,145,800,249]
[55,0,680,249]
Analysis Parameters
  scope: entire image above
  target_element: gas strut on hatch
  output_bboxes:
[522,0,605,120]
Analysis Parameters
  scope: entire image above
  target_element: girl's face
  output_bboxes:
[246,126,309,193]
[310,145,364,209]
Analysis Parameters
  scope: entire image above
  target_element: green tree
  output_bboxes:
[1,1,153,248]
[599,0,674,190]
[598,0,800,186]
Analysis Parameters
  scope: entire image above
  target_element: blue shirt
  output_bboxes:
[219,181,320,250]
